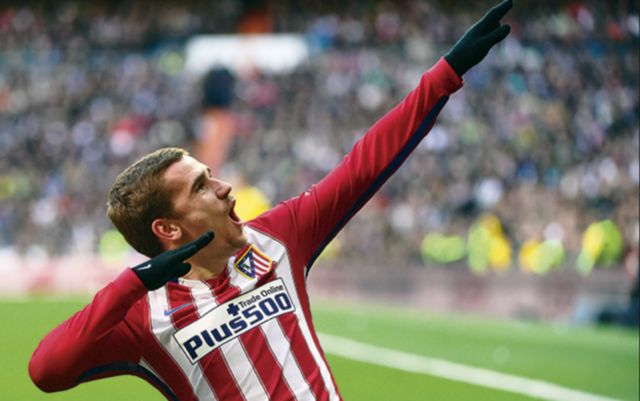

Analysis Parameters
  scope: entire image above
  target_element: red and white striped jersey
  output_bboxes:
[29,58,462,400]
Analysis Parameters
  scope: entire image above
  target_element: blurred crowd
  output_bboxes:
[0,1,638,275]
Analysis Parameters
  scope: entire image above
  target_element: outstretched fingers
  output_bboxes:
[481,24,511,47]
[477,0,513,33]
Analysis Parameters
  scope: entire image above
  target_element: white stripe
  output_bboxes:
[188,280,219,315]
[319,333,625,401]
[255,267,269,275]
[220,339,269,400]
[254,263,269,272]
[147,289,218,401]
[260,320,317,400]
[276,264,340,400]
[192,279,270,401]
[254,258,269,268]
[246,228,340,401]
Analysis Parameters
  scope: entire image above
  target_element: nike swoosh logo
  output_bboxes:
[163,303,190,316]
[136,263,152,271]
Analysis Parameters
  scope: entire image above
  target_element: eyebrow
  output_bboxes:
[190,170,207,194]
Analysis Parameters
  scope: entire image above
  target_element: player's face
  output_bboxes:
[163,156,247,258]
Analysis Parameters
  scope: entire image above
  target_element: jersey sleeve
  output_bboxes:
[28,268,148,392]
[250,57,463,278]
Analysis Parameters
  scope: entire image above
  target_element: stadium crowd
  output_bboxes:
[0,1,638,274]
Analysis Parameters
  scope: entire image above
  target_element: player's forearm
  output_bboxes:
[28,269,146,392]
[295,58,462,267]
[306,0,515,223]
[347,57,462,184]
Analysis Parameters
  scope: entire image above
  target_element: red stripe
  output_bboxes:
[212,282,241,304]
[281,255,343,400]
[141,295,200,401]
[252,253,272,271]
[261,262,276,273]
[166,283,245,401]
[166,283,197,329]
[277,313,329,401]
[215,281,290,399]
[191,283,248,401]
[254,259,269,268]
[255,266,269,274]
[200,348,247,400]
[256,264,277,281]
[239,327,296,400]
[253,255,269,264]
[216,279,296,400]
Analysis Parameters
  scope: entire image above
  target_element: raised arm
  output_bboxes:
[250,0,512,277]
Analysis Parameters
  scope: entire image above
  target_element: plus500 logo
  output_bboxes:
[174,279,295,363]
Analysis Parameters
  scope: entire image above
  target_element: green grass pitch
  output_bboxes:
[1,299,637,401]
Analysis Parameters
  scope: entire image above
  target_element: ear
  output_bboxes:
[151,218,183,245]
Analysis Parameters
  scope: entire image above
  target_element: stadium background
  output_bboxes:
[0,0,638,400]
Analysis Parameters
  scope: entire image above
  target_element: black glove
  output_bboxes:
[132,231,214,290]
[444,0,513,77]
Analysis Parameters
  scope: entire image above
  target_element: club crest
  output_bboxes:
[234,245,273,279]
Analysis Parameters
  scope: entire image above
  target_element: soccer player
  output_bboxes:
[29,1,513,400]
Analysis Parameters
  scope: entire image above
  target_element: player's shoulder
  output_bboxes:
[244,223,289,260]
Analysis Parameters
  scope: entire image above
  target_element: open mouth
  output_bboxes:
[228,197,243,224]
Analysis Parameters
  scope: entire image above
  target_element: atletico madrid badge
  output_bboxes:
[234,245,273,279]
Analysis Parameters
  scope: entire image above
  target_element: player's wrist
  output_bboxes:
[112,268,151,299]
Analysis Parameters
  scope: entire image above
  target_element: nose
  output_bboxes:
[214,180,232,199]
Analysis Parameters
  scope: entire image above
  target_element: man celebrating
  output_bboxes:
[29,2,512,400]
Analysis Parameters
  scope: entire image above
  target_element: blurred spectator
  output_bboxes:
[467,214,512,274]
[0,1,637,276]
[196,67,236,174]
[420,232,466,264]
[577,219,624,275]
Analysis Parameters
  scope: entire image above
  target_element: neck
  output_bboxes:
[183,257,229,280]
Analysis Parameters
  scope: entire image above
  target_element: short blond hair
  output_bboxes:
[107,147,187,256]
